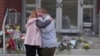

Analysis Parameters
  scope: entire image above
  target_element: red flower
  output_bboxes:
[5,32,10,35]
[6,38,16,50]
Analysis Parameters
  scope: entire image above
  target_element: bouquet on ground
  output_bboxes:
[58,36,73,51]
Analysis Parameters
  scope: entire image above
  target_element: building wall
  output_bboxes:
[7,0,22,13]
[0,0,22,29]
[0,0,100,30]
[97,0,100,13]
[0,0,7,29]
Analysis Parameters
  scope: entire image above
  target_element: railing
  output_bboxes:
[9,9,18,24]
[2,8,18,54]
[2,8,9,54]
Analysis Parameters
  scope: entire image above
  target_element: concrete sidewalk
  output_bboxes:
[0,54,100,56]
[0,49,100,56]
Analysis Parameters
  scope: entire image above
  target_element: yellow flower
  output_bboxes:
[15,25,20,32]
[16,26,20,30]
[83,43,90,49]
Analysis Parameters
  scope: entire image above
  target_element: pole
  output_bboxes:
[99,11,100,38]
[14,9,17,24]
[2,9,9,55]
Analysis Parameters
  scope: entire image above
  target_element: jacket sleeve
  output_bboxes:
[41,21,55,33]
[25,19,36,28]
[36,19,51,28]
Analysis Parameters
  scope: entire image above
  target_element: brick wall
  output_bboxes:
[0,0,7,29]
[7,0,22,13]
[97,0,100,13]
[0,0,22,29]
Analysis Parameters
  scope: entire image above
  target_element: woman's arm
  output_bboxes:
[36,15,53,28]
[41,20,55,33]
[36,19,51,28]
[25,18,37,28]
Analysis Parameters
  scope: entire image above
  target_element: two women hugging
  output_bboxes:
[24,8,57,56]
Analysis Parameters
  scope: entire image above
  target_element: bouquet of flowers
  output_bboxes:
[58,36,73,51]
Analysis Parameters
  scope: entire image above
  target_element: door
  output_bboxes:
[80,0,96,34]
[56,0,79,33]
[56,0,96,33]
[41,0,56,19]
[22,0,41,31]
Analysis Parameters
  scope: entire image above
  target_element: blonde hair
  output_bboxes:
[36,8,48,14]
[29,10,37,19]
